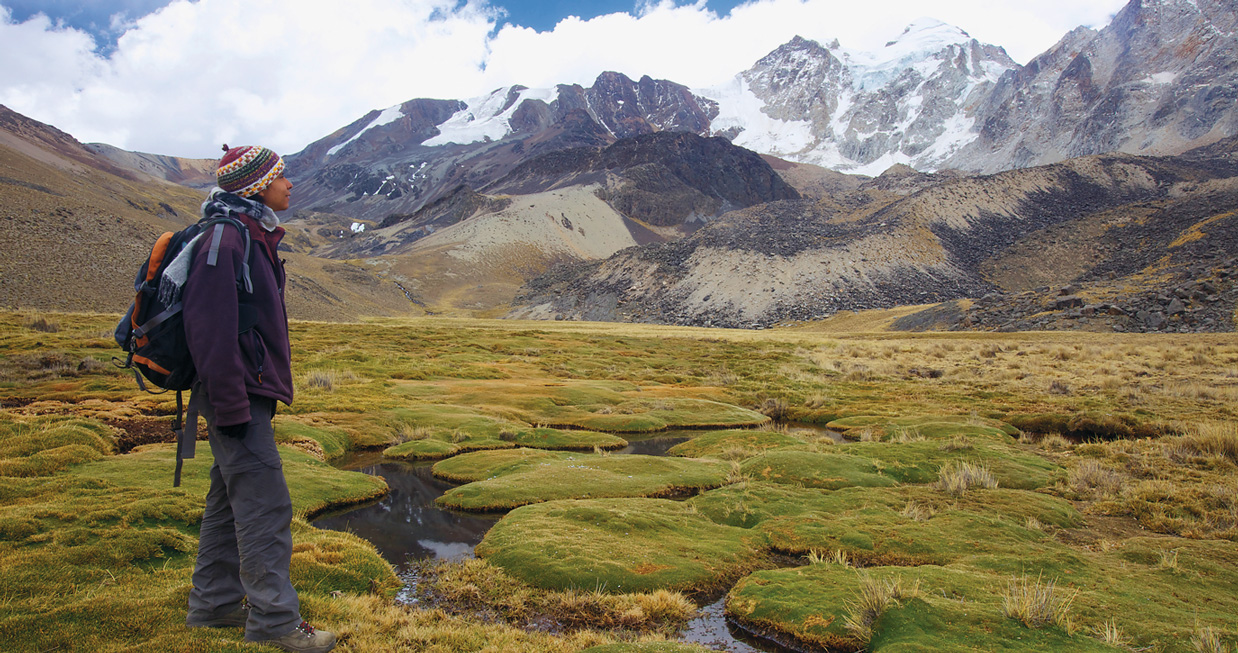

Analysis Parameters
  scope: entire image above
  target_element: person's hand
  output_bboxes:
[218,423,248,439]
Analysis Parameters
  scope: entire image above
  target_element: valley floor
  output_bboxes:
[0,311,1235,652]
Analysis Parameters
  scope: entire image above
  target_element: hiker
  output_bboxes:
[182,145,335,653]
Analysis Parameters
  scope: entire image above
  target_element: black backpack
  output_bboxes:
[114,216,253,486]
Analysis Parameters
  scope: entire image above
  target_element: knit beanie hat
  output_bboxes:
[216,144,285,198]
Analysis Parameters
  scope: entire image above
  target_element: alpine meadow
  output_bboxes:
[2,0,1238,651]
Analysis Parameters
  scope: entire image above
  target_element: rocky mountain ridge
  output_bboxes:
[255,0,1237,231]
[85,143,217,188]
[703,21,1016,174]
[2,101,1233,334]
[950,0,1238,172]
[6,0,1237,332]
[280,73,716,222]
[509,141,1238,332]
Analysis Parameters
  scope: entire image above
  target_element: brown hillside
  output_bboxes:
[511,149,1238,332]
[0,107,411,321]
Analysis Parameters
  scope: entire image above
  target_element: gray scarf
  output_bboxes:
[156,188,276,305]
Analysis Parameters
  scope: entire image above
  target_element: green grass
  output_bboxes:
[475,498,767,596]
[666,428,808,459]
[740,450,901,490]
[0,414,397,652]
[2,311,1238,652]
[837,439,1061,488]
[729,563,1122,652]
[431,447,576,483]
[437,452,732,511]
[381,404,628,461]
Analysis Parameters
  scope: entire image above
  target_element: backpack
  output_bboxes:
[114,215,253,486]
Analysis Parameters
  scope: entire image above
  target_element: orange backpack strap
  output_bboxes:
[145,232,176,283]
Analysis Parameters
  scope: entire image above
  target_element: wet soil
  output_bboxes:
[104,417,183,453]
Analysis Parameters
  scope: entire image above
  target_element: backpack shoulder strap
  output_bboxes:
[173,389,203,487]
[199,216,254,294]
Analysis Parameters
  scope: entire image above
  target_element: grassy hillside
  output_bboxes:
[0,128,416,322]
[1,310,1236,651]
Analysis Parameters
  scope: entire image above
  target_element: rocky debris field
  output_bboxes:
[939,258,1238,334]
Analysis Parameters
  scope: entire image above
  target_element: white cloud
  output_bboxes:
[479,0,1128,100]
[0,0,1128,159]
[1,0,500,157]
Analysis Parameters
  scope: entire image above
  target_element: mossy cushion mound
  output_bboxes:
[436,453,732,511]
[380,405,522,461]
[568,398,770,433]
[739,450,899,490]
[759,506,1064,566]
[442,380,769,432]
[73,443,388,519]
[667,429,807,459]
[0,415,116,476]
[274,416,353,461]
[431,447,576,483]
[727,564,1118,653]
[476,498,765,595]
[380,404,628,461]
[729,536,1238,652]
[836,440,1061,489]
[511,427,627,451]
[689,483,1081,532]
[290,520,402,597]
[687,482,1077,565]
[827,415,1019,440]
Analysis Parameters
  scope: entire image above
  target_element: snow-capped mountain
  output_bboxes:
[283,72,715,220]
[950,0,1238,171]
[699,20,1016,175]
[277,0,1238,221]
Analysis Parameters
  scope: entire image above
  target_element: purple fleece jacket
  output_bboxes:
[183,199,293,428]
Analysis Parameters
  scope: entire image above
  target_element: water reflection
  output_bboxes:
[312,451,499,566]
[682,599,800,653]
[615,433,690,456]
[315,426,840,653]
[314,426,840,566]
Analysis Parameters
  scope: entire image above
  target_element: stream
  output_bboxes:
[313,431,814,652]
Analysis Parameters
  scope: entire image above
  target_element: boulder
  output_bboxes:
[1054,295,1085,309]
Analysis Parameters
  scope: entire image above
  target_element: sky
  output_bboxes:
[0,0,1129,160]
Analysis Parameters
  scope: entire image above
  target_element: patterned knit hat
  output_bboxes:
[216,144,285,198]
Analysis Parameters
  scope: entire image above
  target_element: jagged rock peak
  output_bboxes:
[758,35,836,62]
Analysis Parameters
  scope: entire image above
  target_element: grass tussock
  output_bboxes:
[1191,625,1233,653]
[936,460,998,496]
[1068,459,1126,497]
[301,367,364,391]
[1091,619,1131,649]
[1001,573,1077,632]
[25,315,60,332]
[1183,421,1238,463]
[842,572,919,644]
[901,500,935,522]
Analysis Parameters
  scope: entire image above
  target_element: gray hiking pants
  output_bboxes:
[186,392,302,641]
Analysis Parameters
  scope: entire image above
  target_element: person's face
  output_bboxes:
[256,175,293,211]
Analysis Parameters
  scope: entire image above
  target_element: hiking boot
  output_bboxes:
[254,621,336,653]
[185,602,249,628]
